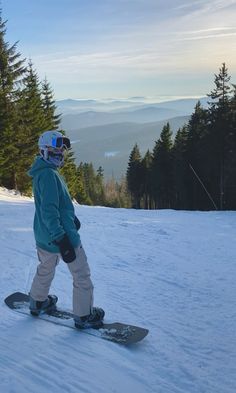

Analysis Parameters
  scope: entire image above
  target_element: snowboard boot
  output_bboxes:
[74,307,105,329]
[29,294,58,316]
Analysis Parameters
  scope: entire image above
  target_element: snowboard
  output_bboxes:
[4,292,149,345]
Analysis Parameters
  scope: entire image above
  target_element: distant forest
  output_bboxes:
[0,14,235,210]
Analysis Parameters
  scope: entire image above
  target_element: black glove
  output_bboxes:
[55,234,76,263]
[74,216,81,231]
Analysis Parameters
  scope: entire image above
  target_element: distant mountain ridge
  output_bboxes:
[57,96,208,115]
[56,97,207,179]
[66,116,190,179]
[60,107,183,129]
[58,96,208,130]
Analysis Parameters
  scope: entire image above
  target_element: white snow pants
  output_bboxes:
[30,245,94,317]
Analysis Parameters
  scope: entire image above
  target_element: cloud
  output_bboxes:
[174,0,236,13]
[176,27,236,41]
[181,27,236,34]
[179,32,236,41]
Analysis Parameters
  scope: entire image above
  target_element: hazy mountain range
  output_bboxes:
[57,96,208,116]
[56,97,208,179]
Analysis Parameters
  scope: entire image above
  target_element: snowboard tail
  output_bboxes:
[4,292,149,345]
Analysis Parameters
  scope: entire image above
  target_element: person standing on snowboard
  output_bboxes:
[28,130,104,329]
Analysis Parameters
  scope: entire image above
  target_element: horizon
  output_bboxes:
[2,0,236,100]
[56,94,206,102]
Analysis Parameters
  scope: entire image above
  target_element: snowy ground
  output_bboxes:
[0,187,235,393]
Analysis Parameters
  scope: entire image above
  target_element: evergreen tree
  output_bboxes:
[224,84,236,208]
[141,150,153,209]
[172,125,189,209]
[126,143,142,208]
[95,166,105,205]
[15,61,46,192]
[0,15,26,189]
[83,162,96,204]
[207,63,233,209]
[41,77,61,129]
[208,63,232,109]
[151,123,173,208]
[186,102,210,209]
[60,149,80,199]
[76,163,91,205]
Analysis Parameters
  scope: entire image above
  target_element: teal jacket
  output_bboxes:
[28,156,80,253]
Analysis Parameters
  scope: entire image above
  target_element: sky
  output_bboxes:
[2,0,236,100]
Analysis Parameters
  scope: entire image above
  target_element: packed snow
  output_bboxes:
[0,187,235,393]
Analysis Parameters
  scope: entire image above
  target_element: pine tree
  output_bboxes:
[126,143,142,208]
[84,163,96,204]
[141,150,153,209]
[172,126,189,209]
[224,84,236,208]
[76,163,92,205]
[151,123,173,208]
[0,14,26,189]
[95,166,105,205]
[60,150,79,199]
[15,61,46,192]
[186,102,210,209]
[207,63,233,209]
[41,77,61,129]
[208,63,232,110]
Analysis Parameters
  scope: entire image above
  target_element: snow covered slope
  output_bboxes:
[0,187,235,393]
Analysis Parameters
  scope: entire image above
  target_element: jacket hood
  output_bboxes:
[28,156,57,178]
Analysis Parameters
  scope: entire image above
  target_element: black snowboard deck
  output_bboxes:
[4,292,149,345]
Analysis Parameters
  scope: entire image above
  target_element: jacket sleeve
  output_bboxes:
[38,169,65,242]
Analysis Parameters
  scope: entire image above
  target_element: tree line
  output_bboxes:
[126,63,236,210]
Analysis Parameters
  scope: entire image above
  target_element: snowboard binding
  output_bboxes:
[29,294,58,316]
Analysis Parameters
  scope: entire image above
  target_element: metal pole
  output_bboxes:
[189,163,218,210]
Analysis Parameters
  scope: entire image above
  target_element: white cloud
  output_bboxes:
[174,0,236,13]
[179,27,236,35]
[181,32,236,41]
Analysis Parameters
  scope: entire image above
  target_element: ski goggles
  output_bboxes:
[51,136,71,149]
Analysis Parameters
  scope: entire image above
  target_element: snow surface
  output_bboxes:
[0,187,235,393]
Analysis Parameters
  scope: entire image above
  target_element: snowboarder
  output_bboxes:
[27,130,104,328]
